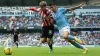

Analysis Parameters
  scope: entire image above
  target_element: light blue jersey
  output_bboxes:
[52,8,70,30]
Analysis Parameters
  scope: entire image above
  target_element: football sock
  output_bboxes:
[70,41,84,49]
[68,35,75,40]
[49,44,53,50]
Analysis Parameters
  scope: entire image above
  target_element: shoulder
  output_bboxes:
[58,7,65,9]
[58,8,66,10]
[58,7,67,13]
[46,8,51,12]
[46,8,52,14]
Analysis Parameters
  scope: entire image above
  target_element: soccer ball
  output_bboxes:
[4,47,12,55]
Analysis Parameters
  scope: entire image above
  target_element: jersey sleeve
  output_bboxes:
[58,8,67,13]
[29,8,40,12]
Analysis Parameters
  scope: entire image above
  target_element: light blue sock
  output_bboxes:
[71,41,84,49]
[68,35,75,40]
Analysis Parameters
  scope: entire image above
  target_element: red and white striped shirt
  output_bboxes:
[29,8,54,27]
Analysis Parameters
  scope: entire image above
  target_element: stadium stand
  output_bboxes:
[0,31,100,46]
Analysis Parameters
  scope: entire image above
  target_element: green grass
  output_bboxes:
[0,47,100,56]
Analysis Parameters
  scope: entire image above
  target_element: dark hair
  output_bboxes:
[73,29,78,32]
[49,3,56,6]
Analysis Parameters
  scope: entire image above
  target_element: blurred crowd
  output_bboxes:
[76,31,100,45]
[0,15,100,28]
[0,16,41,28]
[67,15,100,27]
[0,31,100,46]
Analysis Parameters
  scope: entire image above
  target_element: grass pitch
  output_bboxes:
[0,47,100,56]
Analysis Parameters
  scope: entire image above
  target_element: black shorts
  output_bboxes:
[14,38,18,43]
[13,34,19,42]
[41,26,54,38]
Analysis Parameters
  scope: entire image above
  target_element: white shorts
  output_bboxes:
[59,26,70,37]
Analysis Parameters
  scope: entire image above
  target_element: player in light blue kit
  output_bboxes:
[49,3,88,54]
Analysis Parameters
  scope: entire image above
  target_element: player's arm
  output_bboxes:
[26,7,40,12]
[67,3,83,11]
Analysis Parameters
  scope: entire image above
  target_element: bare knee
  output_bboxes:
[41,40,45,43]
[41,38,46,43]
[63,31,69,39]
[63,36,68,39]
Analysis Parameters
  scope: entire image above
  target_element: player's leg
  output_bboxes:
[47,38,53,53]
[68,40,88,54]
[15,37,19,48]
[37,27,48,46]
[15,41,18,48]
[60,26,82,44]
[47,26,54,53]
[64,32,82,44]
[13,37,19,48]
[74,36,82,44]
[37,33,47,46]
[37,38,47,46]
[14,38,18,48]
[72,30,82,44]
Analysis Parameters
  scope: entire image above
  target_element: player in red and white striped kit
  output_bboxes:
[27,1,55,53]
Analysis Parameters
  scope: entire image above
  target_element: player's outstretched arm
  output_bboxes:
[67,3,83,11]
[26,7,40,12]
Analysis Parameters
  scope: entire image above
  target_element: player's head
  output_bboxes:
[49,3,57,12]
[39,1,47,11]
